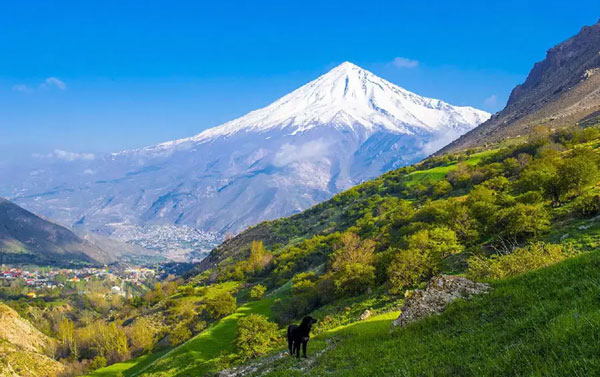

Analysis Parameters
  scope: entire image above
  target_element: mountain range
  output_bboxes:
[2,62,488,260]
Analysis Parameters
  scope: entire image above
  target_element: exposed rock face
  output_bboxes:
[441,19,600,154]
[390,275,489,330]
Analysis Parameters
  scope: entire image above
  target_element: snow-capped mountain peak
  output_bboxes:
[150,62,490,151]
[11,62,490,259]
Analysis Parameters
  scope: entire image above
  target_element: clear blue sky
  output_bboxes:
[1,1,599,160]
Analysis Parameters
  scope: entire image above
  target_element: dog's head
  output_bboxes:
[302,316,318,327]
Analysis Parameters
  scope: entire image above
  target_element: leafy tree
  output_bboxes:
[446,162,472,188]
[126,317,155,354]
[250,284,266,300]
[234,314,279,360]
[466,185,500,235]
[329,232,376,295]
[89,356,107,370]
[246,240,272,273]
[387,227,463,294]
[279,271,320,316]
[59,318,78,358]
[333,263,375,295]
[497,203,550,240]
[204,291,237,320]
[330,232,375,271]
[87,322,129,363]
[556,148,599,198]
[573,192,600,217]
[387,248,429,294]
[169,323,192,346]
[431,180,453,198]
[517,156,559,201]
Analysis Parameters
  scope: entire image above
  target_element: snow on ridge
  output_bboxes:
[118,61,490,155]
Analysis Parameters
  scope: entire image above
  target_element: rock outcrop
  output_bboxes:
[391,275,489,330]
[440,19,600,154]
[359,309,372,321]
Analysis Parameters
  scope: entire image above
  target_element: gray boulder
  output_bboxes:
[391,275,489,330]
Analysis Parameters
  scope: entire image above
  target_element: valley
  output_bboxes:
[3,10,600,377]
[1,63,488,260]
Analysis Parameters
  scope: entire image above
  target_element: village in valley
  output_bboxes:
[0,265,159,298]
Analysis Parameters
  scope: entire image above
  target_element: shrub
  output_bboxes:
[234,314,279,360]
[246,240,273,273]
[125,317,155,354]
[387,227,463,294]
[169,324,192,346]
[497,203,550,240]
[88,356,107,371]
[204,291,237,320]
[573,192,600,217]
[467,242,578,280]
[330,232,375,271]
[431,180,453,197]
[250,284,266,300]
[556,148,599,198]
[332,263,375,295]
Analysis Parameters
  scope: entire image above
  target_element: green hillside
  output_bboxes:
[77,123,600,377]
[258,248,600,376]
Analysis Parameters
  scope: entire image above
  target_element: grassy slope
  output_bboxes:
[89,293,277,377]
[86,351,169,377]
[260,249,600,376]
[139,298,274,376]
[403,150,490,187]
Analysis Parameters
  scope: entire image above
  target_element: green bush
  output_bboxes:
[467,242,578,280]
[204,291,237,320]
[169,323,192,346]
[88,355,107,370]
[234,314,279,360]
[573,192,600,217]
[497,203,550,240]
[332,263,375,295]
[387,227,463,294]
[250,284,266,300]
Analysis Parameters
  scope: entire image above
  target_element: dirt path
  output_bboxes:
[218,338,336,377]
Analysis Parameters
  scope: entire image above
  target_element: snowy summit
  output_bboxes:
[10,62,489,256]
[148,62,489,151]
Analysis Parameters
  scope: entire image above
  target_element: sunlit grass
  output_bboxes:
[262,250,600,376]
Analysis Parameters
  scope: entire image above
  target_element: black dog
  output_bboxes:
[287,316,317,358]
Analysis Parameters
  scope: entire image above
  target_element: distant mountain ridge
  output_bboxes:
[0,198,158,266]
[4,63,488,257]
[440,19,600,153]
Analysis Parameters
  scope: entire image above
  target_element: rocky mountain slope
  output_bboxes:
[0,198,157,266]
[440,19,600,153]
[3,63,488,257]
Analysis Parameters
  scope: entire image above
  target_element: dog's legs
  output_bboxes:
[302,339,308,358]
[294,341,301,358]
[288,338,294,356]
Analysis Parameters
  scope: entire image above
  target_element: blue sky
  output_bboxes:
[1,1,599,160]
